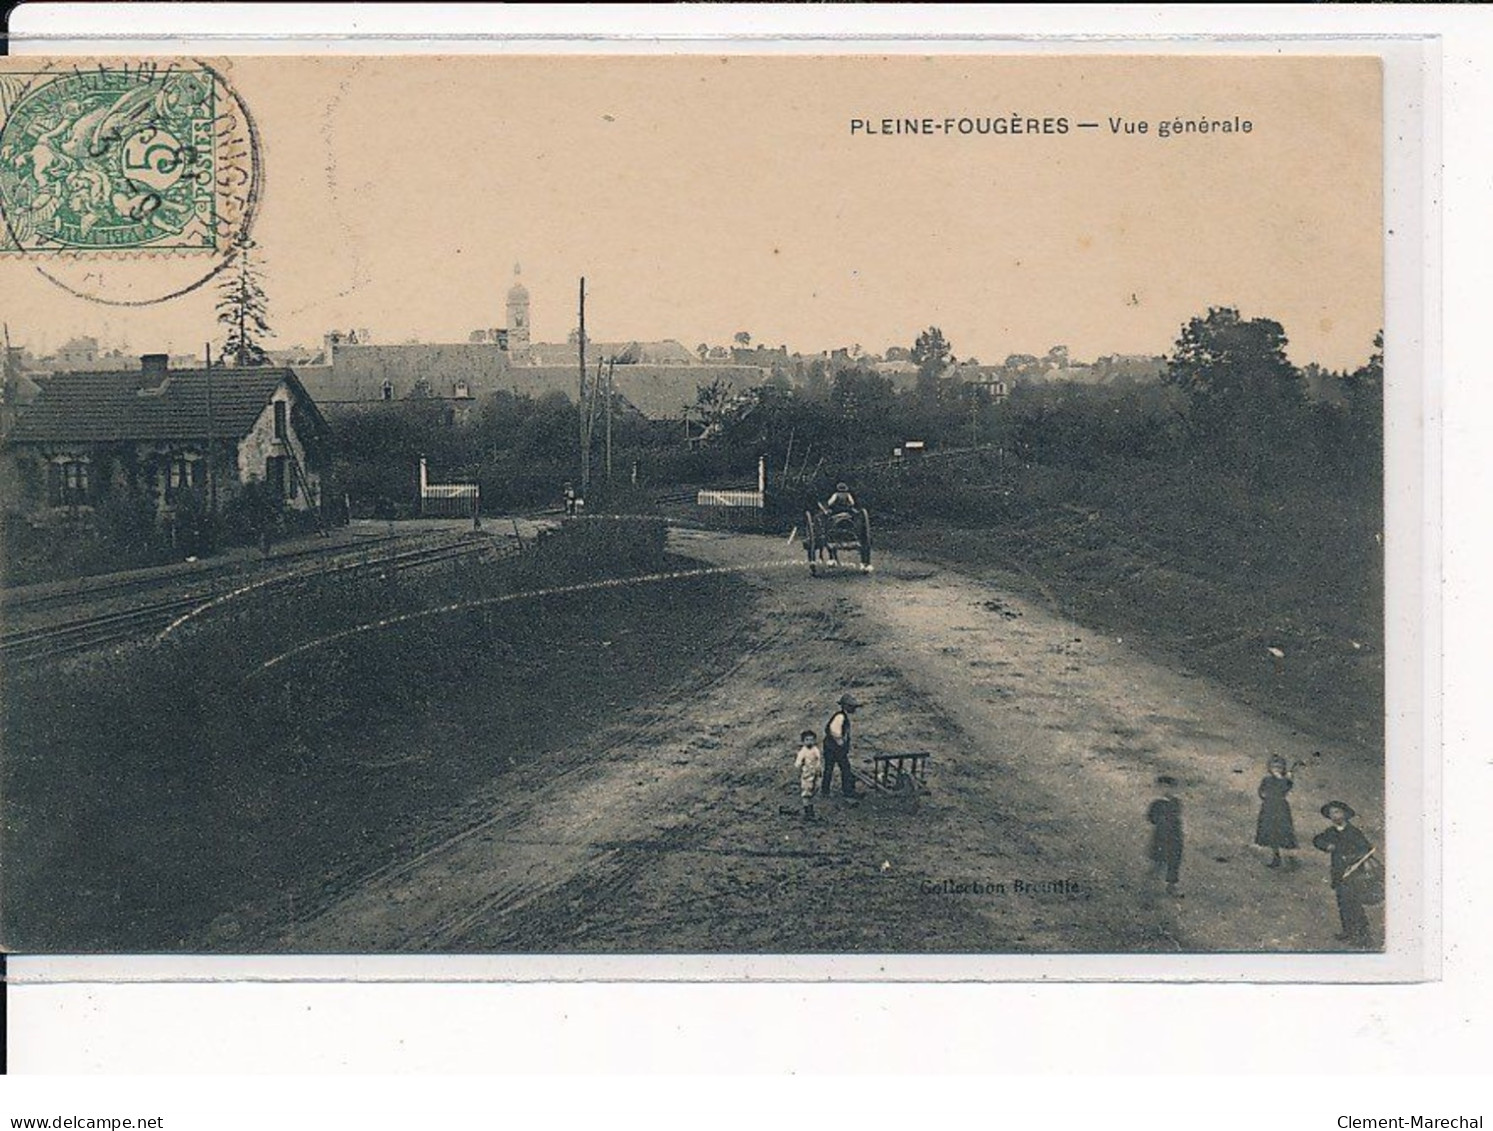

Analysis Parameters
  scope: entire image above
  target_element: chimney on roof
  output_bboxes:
[141,353,169,377]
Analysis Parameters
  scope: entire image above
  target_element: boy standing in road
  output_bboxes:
[795,730,823,820]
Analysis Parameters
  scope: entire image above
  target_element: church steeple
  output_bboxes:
[505,263,531,358]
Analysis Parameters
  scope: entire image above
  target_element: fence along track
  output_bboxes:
[155,535,514,644]
[1,535,507,665]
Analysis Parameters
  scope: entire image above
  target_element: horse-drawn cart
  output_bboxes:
[804,506,872,575]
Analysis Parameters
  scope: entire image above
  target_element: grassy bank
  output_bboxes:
[1,518,750,952]
[875,453,1382,752]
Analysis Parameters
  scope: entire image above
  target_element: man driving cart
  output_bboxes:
[820,482,858,516]
[804,481,872,574]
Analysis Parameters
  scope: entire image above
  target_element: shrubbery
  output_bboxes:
[1,496,178,585]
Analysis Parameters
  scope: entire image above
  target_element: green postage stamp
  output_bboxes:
[0,63,254,256]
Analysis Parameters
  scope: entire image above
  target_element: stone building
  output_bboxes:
[292,268,771,422]
[2,354,330,520]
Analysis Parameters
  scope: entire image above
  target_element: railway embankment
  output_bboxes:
[0,515,750,952]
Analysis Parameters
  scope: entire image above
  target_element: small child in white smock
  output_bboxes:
[795,730,823,821]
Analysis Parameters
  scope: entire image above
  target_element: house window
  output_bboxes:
[167,456,205,499]
[48,459,90,505]
[273,400,288,440]
[381,380,394,401]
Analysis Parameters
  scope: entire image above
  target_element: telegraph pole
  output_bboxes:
[578,276,589,493]
[205,341,217,516]
[605,356,614,483]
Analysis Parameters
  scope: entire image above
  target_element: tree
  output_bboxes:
[831,367,895,427]
[1164,306,1306,473]
[696,343,710,360]
[733,331,752,347]
[216,237,273,367]
[695,377,734,413]
[911,326,953,402]
[1342,329,1383,477]
[800,357,831,402]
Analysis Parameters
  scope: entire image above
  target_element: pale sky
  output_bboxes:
[2,54,1382,370]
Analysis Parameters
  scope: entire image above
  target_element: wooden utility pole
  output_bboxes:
[2,323,14,438]
[578,277,589,492]
[2,322,13,404]
[588,355,604,441]
[604,357,614,483]
[205,341,217,515]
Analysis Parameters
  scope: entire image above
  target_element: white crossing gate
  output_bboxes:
[696,488,763,508]
[695,457,767,530]
[695,456,766,510]
[419,457,480,519]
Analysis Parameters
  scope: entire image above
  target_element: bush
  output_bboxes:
[0,496,178,585]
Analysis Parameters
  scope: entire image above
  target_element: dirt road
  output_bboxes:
[281,528,1383,954]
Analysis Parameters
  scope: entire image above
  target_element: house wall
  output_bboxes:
[521,364,767,420]
[295,342,514,405]
[236,382,321,510]
[4,444,100,514]
[4,440,237,517]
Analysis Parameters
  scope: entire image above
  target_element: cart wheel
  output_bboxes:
[858,509,873,567]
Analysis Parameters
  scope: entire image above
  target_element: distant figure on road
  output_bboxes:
[1147,775,1184,898]
[795,729,823,821]
[822,693,862,800]
[1254,755,1300,869]
[1312,801,1375,947]
[821,482,857,515]
[563,481,577,516]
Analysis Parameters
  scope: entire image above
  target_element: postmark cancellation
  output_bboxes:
[0,60,259,304]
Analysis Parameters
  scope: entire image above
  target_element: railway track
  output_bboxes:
[0,594,210,664]
[0,536,509,666]
[0,529,413,614]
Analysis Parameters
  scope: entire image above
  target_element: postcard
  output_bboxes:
[0,50,1422,977]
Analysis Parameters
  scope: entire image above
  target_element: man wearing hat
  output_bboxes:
[822,482,857,515]
[1312,802,1374,946]
[821,693,862,800]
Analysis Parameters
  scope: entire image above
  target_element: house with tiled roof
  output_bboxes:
[3,354,331,520]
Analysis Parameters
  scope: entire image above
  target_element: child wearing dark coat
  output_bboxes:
[1254,755,1299,868]
[1147,775,1184,898]
[1312,801,1375,947]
